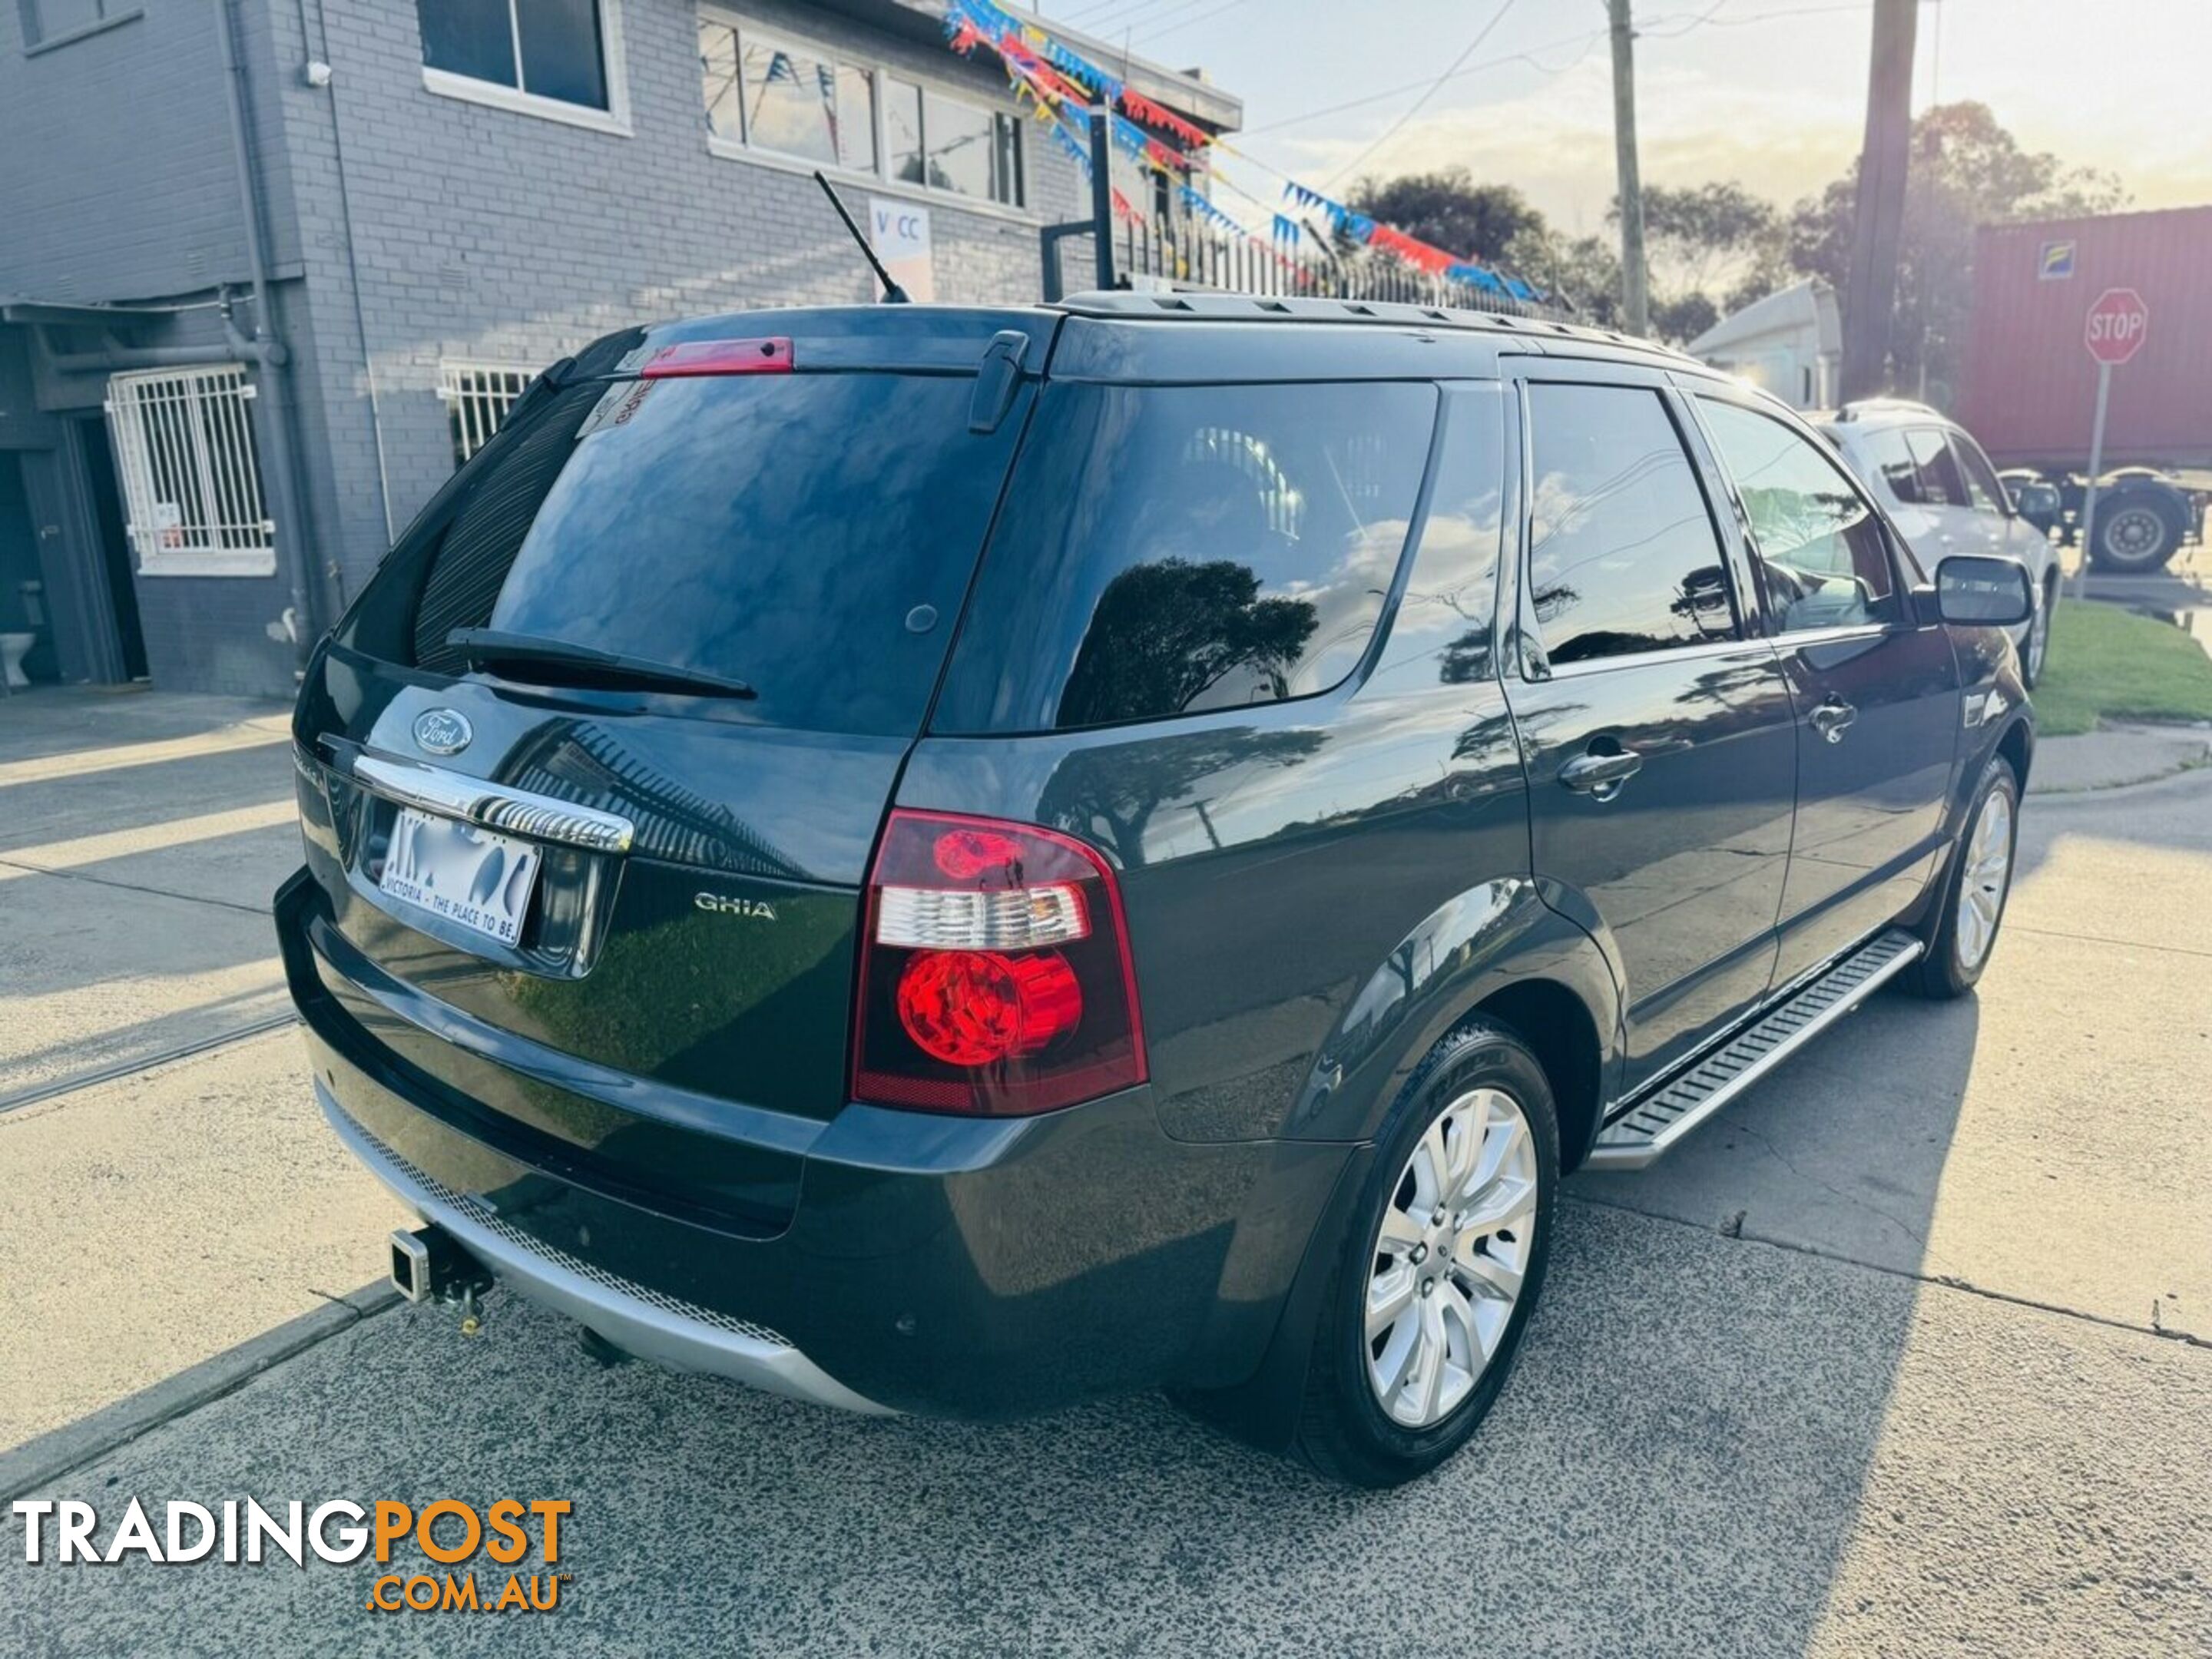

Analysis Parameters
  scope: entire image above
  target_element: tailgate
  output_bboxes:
[286,313,1042,1221]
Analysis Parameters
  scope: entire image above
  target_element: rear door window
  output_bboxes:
[932,381,1438,733]
[1948,432,2010,515]
[1856,428,1925,504]
[1522,383,1737,666]
[1906,428,1969,507]
[1366,385,1507,694]
[373,370,1031,737]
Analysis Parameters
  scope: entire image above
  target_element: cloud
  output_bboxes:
[1272,56,1866,227]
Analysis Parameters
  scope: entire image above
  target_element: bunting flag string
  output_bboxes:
[940,0,1547,302]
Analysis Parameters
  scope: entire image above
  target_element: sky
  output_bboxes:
[1038,0,2212,234]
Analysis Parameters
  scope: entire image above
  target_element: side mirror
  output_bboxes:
[1934,554,2035,628]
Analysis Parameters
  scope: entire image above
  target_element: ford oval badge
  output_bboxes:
[412,707,474,757]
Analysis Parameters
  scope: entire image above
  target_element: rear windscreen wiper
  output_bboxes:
[445,628,757,700]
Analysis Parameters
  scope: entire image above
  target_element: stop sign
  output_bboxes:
[2085,287,2149,365]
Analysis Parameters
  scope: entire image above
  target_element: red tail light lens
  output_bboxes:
[854,810,1147,1115]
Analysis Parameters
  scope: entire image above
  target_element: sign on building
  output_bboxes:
[869,199,935,303]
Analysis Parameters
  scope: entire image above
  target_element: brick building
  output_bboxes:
[0,1,1239,697]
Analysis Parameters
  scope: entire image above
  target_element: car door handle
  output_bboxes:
[1810,698,1857,743]
[1558,747,1643,798]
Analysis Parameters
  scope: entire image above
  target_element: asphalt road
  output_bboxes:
[2,688,2207,1656]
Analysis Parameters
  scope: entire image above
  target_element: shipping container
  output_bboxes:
[1959,205,2212,472]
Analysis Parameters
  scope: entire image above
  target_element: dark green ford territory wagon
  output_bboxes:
[278,294,2036,1485]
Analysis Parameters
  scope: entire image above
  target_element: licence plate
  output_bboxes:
[379,806,541,948]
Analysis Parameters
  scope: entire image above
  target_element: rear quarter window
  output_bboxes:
[932,380,1439,733]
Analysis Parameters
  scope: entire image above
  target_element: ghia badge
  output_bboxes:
[412,707,474,757]
[696,892,778,921]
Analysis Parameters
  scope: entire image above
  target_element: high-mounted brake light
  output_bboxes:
[639,336,793,378]
[853,810,1147,1116]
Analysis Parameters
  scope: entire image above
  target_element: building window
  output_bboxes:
[885,78,1024,207]
[699,18,876,173]
[19,0,138,51]
[697,12,1022,210]
[104,366,276,579]
[439,362,535,468]
[419,0,626,128]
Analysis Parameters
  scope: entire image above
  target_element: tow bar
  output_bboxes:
[389,1224,495,1334]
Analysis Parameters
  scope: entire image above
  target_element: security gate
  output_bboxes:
[104,364,276,578]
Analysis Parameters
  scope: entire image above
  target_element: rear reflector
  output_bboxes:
[640,336,793,378]
[853,810,1146,1116]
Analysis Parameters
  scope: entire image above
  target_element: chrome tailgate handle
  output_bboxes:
[353,753,635,855]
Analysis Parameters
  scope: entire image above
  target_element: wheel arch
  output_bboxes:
[1283,877,1621,1169]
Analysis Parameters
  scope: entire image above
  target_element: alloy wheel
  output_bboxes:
[1956,786,2014,970]
[2026,597,2051,683]
[1365,1088,1538,1429]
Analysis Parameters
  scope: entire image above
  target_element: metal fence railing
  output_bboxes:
[1111,217,1568,320]
[437,361,536,469]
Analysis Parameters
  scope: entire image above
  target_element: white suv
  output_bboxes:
[1817,401,2060,686]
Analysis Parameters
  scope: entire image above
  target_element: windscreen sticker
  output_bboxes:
[575,378,657,440]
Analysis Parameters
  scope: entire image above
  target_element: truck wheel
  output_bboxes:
[1911,757,2020,1001]
[1291,1019,1557,1488]
[2088,497,2181,573]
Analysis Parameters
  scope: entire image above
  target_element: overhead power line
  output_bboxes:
[1322,0,1523,189]
[1243,0,1873,141]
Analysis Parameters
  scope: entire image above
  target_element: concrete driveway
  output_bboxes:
[2,687,2207,1656]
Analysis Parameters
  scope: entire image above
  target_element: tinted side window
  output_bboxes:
[1524,383,1735,666]
[1906,428,1969,507]
[1949,434,2008,515]
[1858,428,1925,504]
[933,381,1438,733]
[1698,399,1900,632]
[1367,386,1505,694]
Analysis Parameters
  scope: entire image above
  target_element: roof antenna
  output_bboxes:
[813,171,909,303]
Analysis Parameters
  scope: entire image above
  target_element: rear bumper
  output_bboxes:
[279,868,1350,1419]
[321,1082,891,1413]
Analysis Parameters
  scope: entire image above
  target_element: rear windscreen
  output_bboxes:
[369,370,1030,736]
[932,380,1438,734]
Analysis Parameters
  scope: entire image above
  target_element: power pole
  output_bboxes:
[1607,0,1649,337]
[1839,0,1918,401]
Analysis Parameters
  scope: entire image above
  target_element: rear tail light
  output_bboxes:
[853,810,1147,1116]
[640,336,793,377]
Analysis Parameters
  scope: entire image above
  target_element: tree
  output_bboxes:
[1511,230,1623,327]
[1634,183,1783,306]
[1651,291,1720,346]
[1786,101,2127,401]
[1598,180,1789,343]
[1345,168,1545,264]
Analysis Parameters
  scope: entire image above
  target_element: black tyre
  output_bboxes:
[2087,494,2183,574]
[1290,1019,1558,1488]
[1911,756,2020,1000]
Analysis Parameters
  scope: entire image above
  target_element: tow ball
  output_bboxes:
[389,1225,495,1333]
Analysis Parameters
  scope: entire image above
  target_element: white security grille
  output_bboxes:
[104,365,276,577]
[437,362,535,466]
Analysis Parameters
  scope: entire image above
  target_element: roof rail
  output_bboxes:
[1051,290,1695,362]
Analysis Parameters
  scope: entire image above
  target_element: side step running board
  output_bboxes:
[1584,929,1924,1171]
